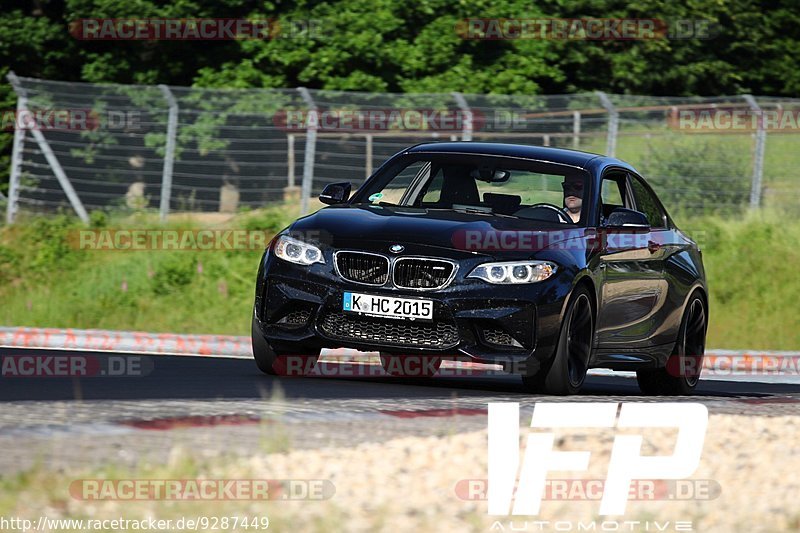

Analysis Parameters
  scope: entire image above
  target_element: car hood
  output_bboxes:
[289,205,587,259]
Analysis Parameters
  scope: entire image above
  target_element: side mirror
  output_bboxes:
[606,207,650,230]
[319,182,351,205]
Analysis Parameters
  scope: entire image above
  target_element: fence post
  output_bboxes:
[596,91,618,157]
[451,92,473,141]
[572,110,581,149]
[158,84,178,222]
[7,72,89,224]
[5,75,26,224]
[297,87,317,215]
[742,94,766,209]
[365,133,373,178]
[287,134,295,188]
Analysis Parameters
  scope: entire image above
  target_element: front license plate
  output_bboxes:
[342,292,433,321]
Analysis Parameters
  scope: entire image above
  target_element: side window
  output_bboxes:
[419,167,444,203]
[601,177,625,206]
[375,161,429,204]
[599,173,628,225]
[629,176,667,228]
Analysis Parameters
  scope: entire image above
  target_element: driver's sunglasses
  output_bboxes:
[561,182,584,194]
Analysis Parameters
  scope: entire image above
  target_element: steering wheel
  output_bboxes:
[516,203,573,224]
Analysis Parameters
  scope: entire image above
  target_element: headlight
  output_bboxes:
[467,260,556,284]
[274,235,325,266]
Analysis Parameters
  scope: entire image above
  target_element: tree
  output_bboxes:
[2,0,800,194]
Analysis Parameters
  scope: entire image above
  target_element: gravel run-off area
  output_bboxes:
[5,412,800,532]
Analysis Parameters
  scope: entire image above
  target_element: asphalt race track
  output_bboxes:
[2,347,799,475]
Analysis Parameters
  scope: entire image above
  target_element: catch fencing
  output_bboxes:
[5,72,800,223]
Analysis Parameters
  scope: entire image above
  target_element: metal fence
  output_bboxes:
[5,72,800,224]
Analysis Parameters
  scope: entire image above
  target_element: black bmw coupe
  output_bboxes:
[252,142,708,395]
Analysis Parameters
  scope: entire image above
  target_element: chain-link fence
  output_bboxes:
[5,73,800,224]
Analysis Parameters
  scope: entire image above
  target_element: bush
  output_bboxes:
[639,136,751,216]
[0,213,85,277]
[89,210,109,228]
[242,208,291,234]
[0,244,20,284]
[150,255,198,295]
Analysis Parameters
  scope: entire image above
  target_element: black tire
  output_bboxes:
[636,293,706,395]
[251,318,318,376]
[379,353,442,377]
[522,286,594,395]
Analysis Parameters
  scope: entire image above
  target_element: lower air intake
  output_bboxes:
[319,312,459,349]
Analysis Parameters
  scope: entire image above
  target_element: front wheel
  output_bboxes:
[636,293,706,395]
[522,286,594,395]
[252,319,319,376]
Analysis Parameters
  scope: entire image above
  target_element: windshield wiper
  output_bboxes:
[450,205,493,215]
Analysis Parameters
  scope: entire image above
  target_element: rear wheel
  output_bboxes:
[379,353,442,377]
[636,293,706,395]
[522,286,594,395]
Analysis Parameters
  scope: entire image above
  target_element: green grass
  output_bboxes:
[0,207,292,336]
[0,206,798,349]
[686,212,800,350]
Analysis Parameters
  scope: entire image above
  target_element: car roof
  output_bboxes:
[405,141,636,174]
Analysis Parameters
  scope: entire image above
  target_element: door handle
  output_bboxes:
[648,240,661,253]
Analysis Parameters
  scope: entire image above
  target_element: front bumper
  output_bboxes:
[253,248,573,374]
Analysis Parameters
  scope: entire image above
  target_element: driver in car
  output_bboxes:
[562,176,583,223]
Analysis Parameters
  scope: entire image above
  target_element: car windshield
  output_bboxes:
[351,153,589,225]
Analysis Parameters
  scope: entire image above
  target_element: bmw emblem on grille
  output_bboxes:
[389,244,404,254]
